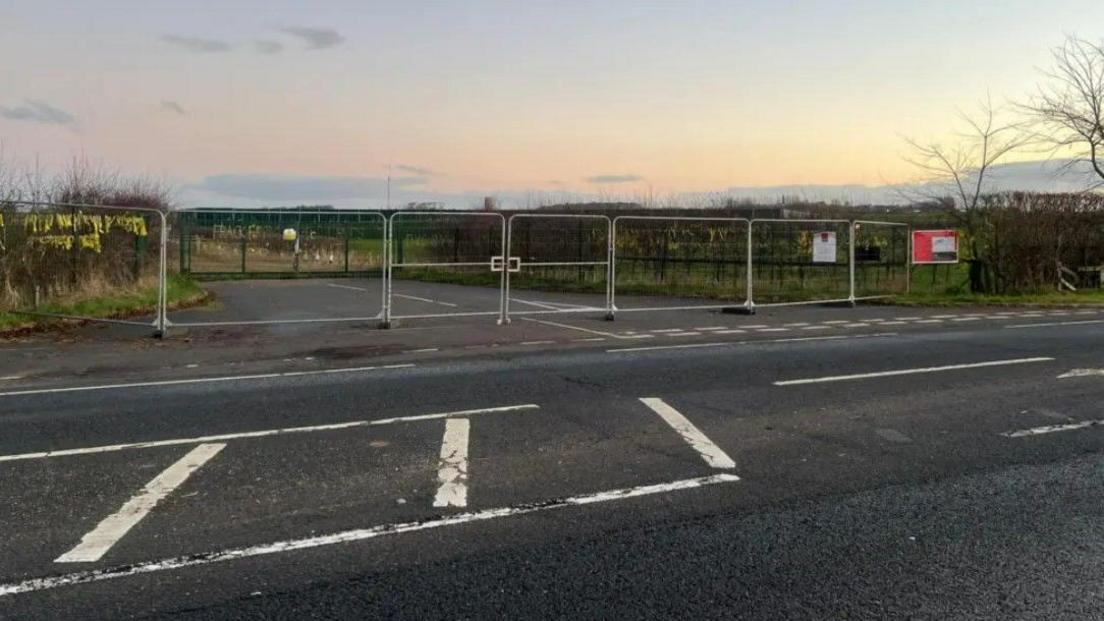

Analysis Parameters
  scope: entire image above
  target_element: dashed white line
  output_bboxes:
[0,404,540,462]
[668,332,702,337]
[894,317,922,321]
[801,325,831,330]
[755,328,789,333]
[520,340,556,346]
[714,329,746,335]
[841,323,870,328]
[607,332,896,353]
[914,319,944,324]
[0,474,741,597]
[821,320,851,325]
[55,443,225,563]
[773,357,1055,386]
[403,348,440,354]
[1057,368,1104,379]
[433,418,470,508]
[0,364,416,399]
[640,398,737,469]
[651,328,688,333]
[0,375,24,381]
[880,321,907,326]
[951,317,981,322]
[572,337,607,342]
[1005,319,1104,329]
[694,327,727,331]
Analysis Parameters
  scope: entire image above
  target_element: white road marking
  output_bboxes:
[651,328,688,333]
[821,320,851,324]
[755,328,789,333]
[774,357,1055,386]
[801,325,831,330]
[841,323,870,328]
[1057,368,1104,379]
[433,419,470,508]
[915,319,943,324]
[931,314,959,319]
[1001,420,1104,437]
[783,322,811,327]
[668,332,702,337]
[608,333,897,353]
[1005,319,1104,329]
[0,375,24,381]
[0,404,540,463]
[1074,310,1098,315]
[520,340,555,346]
[403,348,440,354]
[55,443,225,563]
[951,317,981,322]
[893,316,922,321]
[395,293,459,308]
[0,474,741,597]
[743,324,769,328]
[0,364,415,399]
[640,398,736,469]
[694,326,727,331]
[714,329,746,334]
[880,321,908,326]
[512,298,597,310]
[572,337,607,342]
[519,317,626,339]
[325,283,369,292]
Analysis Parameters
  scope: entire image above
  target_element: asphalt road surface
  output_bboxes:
[3,281,1104,618]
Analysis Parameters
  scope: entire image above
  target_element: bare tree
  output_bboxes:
[902,96,1029,210]
[1021,35,1104,188]
[902,97,1030,293]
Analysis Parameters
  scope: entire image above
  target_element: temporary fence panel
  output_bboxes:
[0,201,168,334]
[385,212,506,324]
[504,214,611,320]
[169,209,386,327]
[749,219,854,308]
[175,209,386,278]
[852,220,910,300]
[610,216,750,315]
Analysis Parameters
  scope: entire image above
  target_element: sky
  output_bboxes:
[1,0,1102,207]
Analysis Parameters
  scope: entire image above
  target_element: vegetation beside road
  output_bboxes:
[0,275,209,334]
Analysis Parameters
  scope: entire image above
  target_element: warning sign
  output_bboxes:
[812,231,837,263]
[912,230,958,264]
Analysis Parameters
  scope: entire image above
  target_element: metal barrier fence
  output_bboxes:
[748,219,854,310]
[1,204,913,336]
[502,214,611,320]
[168,209,387,328]
[610,216,750,316]
[1,201,169,335]
[385,211,506,326]
[853,220,911,300]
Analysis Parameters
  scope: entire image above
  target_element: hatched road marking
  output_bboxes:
[55,443,225,563]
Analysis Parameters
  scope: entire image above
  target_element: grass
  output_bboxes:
[0,275,210,334]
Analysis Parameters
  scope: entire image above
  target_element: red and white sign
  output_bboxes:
[912,230,958,264]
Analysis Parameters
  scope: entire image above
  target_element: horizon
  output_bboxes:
[2,1,1103,207]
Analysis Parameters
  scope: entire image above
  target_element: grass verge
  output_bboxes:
[0,275,211,334]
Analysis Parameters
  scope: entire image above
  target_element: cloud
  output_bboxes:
[395,164,439,177]
[161,100,186,115]
[0,100,75,125]
[196,174,427,201]
[585,174,644,184]
[255,40,283,54]
[281,26,345,50]
[161,34,231,53]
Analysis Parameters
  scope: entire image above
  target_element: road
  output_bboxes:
[2,296,1104,618]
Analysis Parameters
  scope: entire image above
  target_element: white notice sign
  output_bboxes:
[931,235,957,254]
[812,231,837,263]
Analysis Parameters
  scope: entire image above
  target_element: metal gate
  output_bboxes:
[384,211,507,326]
[169,209,386,327]
[503,214,611,322]
[852,220,911,300]
[748,218,855,310]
